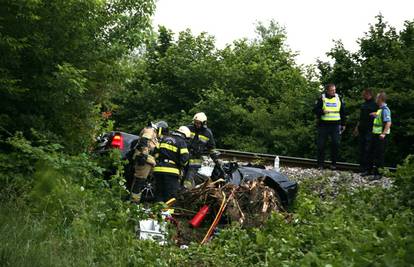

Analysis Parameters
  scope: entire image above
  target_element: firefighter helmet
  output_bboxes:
[193,112,207,124]
[154,121,169,135]
[177,126,191,138]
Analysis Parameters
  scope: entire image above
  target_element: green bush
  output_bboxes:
[1,133,413,266]
[393,155,414,208]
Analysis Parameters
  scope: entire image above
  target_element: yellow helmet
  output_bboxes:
[177,126,191,138]
[193,112,207,123]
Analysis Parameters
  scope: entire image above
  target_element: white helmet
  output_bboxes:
[193,112,207,123]
[177,126,191,138]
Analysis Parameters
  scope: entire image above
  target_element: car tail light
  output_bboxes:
[111,134,124,150]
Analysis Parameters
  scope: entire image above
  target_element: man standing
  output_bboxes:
[313,84,347,170]
[365,91,391,179]
[185,112,215,185]
[153,126,190,202]
[353,89,378,173]
[129,124,158,202]
[129,121,169,202]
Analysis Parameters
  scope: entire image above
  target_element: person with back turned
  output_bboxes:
[353,89,378,173]
[364,91,392,180]
[153,126,191,202]
[313,83,347,170]
[128,121,168,203]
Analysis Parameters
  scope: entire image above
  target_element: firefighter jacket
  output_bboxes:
[153,132,189,176]
[187,124,215,165]
[130,127,159,179]
[132,127,158,166]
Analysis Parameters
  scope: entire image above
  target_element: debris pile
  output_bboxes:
[137,160,393,245]
[172,178,286,244]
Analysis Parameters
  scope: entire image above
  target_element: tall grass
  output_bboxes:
[1,136,414,266]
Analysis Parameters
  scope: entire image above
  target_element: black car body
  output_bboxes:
[96,131,139,159]
[96,131,298,206]
[95,131,140,189]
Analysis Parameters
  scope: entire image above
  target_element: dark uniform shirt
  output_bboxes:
[154,132,189,175]
[358,98,378,133]
[313,94,347,126]
[187,125,215,159]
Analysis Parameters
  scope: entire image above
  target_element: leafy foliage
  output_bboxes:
[115,16,414,165]
[0,3,413,265]
[0,0,155,153]
[393,155,414,208]
[114,22,320,158]
[1,134,414,266]
[318,15,414,165]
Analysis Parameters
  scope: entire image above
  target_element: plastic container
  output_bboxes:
[139,219,165,241]
[274,156,280,172]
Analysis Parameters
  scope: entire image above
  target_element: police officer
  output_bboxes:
[185,112,215,185]
[353,89,378,173]
[313,84,347,170]
[365,91,392,179]
[153,126,191,202]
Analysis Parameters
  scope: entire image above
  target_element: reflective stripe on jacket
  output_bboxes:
[153,132,189,176]
[321,93,341,121]
[187,124,215,161]
[153,166,180,175]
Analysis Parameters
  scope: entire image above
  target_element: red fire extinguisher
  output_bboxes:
[189,205,209,228]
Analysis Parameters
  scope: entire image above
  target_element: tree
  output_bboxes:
[0,0,155,153]
[113,27,221,132]
[114,21,320,158]
[318,15,414,165]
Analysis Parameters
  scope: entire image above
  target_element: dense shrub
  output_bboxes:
[1,2,413,265]
[1,134,413,266]
[393,155,414,208]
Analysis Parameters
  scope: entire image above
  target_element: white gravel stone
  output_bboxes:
[275,166,393,198]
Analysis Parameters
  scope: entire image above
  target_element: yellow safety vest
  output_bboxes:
[372,108,390,134]
[321,94,341,121]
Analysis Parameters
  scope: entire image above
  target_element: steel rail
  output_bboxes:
[216,149,397,172]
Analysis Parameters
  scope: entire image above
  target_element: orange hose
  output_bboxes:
[201,188,236,244]
[201,191,226,244]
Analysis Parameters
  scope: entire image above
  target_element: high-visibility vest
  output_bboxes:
[372,108,390,134]
[321,93,341,121]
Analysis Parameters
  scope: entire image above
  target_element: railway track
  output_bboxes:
[217,149,397,172]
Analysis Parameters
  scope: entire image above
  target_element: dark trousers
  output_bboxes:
[358,131,372,171]
[317,124,341,166]
[367,134,386,175]
[130,177,147,194]
[184,164,201,186]
[153,172,180,202]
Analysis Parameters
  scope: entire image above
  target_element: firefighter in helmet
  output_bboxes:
[153,126,191,202]
[129,121,168,202]
[185,112,216,185]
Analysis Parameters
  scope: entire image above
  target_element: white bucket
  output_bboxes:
[138,219,166,242]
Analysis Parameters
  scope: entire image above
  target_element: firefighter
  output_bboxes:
[313,84,347,170]
[129,121,168,202]
[364,91,392,179]
[185,112,216,185]
[153,126,191,202]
